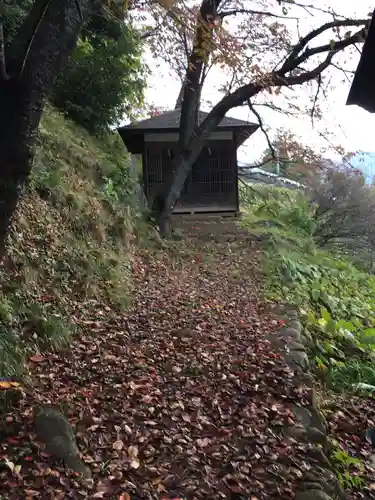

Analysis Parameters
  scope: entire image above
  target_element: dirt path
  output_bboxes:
[0,218,312,499]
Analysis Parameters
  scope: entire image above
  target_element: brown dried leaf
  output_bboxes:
[112,440,124,451]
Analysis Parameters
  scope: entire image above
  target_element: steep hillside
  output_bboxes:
[0,106,140,379]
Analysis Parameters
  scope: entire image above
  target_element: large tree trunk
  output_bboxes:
[0,0,99,257]
[153,0,222,234]
[156,82,261,237]
[0,81,38,256]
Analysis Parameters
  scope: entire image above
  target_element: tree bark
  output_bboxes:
[0,0,99,256]
[178,0,222,149]
[175,80,185,109]
[156,82,261,237]
[0,81,36,256]
[153,0,222,231]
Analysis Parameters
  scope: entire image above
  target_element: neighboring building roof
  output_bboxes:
[238,166,305,189]
[347,11,375,112]
[117,108,258,153]
[119,108,257,131]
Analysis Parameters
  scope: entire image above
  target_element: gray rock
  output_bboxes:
[280,327,302,342]
[35,405,91,479]
[284,424,326,445]
[286,340,306,352]
[299,481,324,491]
[309,388,318,409]
[301,330,314,347]
[285,350,309,372]
[305,446,331,467]
[284,425,307,440]
[291,405,313,427]
[317,468,345,499]
[288,319,302,331]
[299,373,314,387]
[306,426,326,444]
[310,407,327,433]
[296,491,333,500]
[284,307,299,319]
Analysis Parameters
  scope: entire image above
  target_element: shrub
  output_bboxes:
[311,168,375,264]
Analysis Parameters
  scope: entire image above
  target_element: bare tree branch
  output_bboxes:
[279,18,369,74]
[140,14,169,39]
[247,98,276,160]
[250,102,299,116]
[331,62,355,81]
[280,0,348,19]
[311,73,321,126]
[220,8,298,20]
[75,0,83,21]
[276,52,335,86]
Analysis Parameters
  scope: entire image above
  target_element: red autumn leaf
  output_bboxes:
[7,437,20,444]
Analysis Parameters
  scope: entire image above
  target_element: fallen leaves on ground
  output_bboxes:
[323,393,375,499]
[0,220,326,498]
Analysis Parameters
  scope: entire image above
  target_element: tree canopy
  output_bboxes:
[4,0,146,133]
[132,0,371,231]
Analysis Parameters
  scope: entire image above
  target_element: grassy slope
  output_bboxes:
[239,182,375,390]
[0,106,138,379]
[239,183,375,492]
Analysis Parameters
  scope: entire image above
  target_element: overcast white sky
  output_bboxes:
[141,0,375,163]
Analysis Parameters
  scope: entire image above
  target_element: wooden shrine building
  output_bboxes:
[117,109,258,215]
[347,9,375,112]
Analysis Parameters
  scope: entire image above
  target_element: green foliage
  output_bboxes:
[0,106,138,378]
[239,183,315,251]
[240,183,375,394]
[4,1,146,133]
[329,359,375,393]
[329,440,365,490]
[51,11,146,132]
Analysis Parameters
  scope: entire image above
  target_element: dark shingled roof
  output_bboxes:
[119,108,257,131]
[117,108,258,153]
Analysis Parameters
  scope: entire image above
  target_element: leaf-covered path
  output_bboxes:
[1,219,313,499]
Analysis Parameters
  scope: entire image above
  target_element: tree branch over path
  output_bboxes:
[220,8,298,20]
[155,12,370,233]
[279,18,369,73]
[247,98,276,161]
[195,17,370,143]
